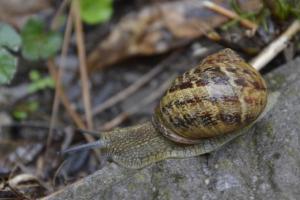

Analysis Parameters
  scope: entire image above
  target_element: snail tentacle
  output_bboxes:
[62,139,108,155]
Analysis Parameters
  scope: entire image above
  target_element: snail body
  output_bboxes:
[66,49,273,169]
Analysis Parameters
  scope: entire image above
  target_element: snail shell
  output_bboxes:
[153,48,267,144]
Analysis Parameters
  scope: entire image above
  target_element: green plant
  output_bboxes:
[0,23,21,84]
[79,0,113,25]
[21,18,62,61]
[12,101,39,120]
[0,18,63,85]
[220,0,258,31]
[263,0,300,20]
[28,70,55,93]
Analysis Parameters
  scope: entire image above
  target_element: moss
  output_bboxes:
[286,87,298,97]
[218,159,234,170]
[286,147,297,158]
[171,173,185,183]
[127,183,136,190]
[268,73,286,89]
[251,133,258,149]
[266,123,274,137]
[261,122,274,138]
[236,136,247,147]
[156,189,171,200]
[134,173,147,182]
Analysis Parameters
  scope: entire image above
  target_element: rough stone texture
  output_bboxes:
[44,57,300,200]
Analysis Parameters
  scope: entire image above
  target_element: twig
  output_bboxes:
[47,61,85,129]
[47,61,101,162]
[100,74,176,130]
[52,160,68,187]
[51,0,71,30]
[92,51,180,116]
[6,183,31,200]
[47,5,73,154]
[250,20,300,71]
[47,0,100,161]
[71,0,102,161]
[14,160,53,192]
[203,1,258,32]
[72,0,94,130]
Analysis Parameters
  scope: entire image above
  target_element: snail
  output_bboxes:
[65,48,276,169]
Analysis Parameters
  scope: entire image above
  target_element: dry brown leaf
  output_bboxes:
[8,173,50,198]
[0,0,52,28]
[9,173,39,189]
[87,0,262,70]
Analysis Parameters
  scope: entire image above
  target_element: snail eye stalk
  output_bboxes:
[62,140,107,155]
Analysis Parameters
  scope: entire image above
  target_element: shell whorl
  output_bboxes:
[153,48,268,144]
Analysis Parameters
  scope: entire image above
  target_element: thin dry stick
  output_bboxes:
[100,74,177,130]
[52,160,68,187]
[92,52,180,116]
[47,0,97,151]
[6,183,31,200]
[13,160,53,192]
[47,61,85,128]
[191,20,221,42]
[72,0,94,130]
[250,20,300,71]
[51,0,70,30]
[47,8,73,152]
[203,1,258,31]
[48,61,101,161]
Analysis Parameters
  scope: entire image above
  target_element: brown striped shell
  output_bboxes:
[152,48,268,144]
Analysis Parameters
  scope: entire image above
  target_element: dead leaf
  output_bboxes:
[9,173,39,189]
[0,0,52,28]
[87,0,262,70]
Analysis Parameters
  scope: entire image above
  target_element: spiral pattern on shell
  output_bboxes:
[153,48,268,144]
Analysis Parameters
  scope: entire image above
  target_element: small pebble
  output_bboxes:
[204,178,210,185]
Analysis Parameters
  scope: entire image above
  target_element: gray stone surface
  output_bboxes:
[44,57,300,200]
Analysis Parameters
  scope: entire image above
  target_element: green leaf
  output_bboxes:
[13,111,28,120]
[28,70,55,93]
[230,0,243,15]
[79,0,113,25]
[27,101,39,112]
[12,101,39,120]
[0,23,22,51]
[0,23,20,84]
[0,49,18,84]
[29,70,41,81]
[21,18,62,61]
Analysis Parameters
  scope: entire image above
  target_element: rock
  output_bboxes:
[44,57,300,200]
[0,112,12,126]
[0,84,29,110]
